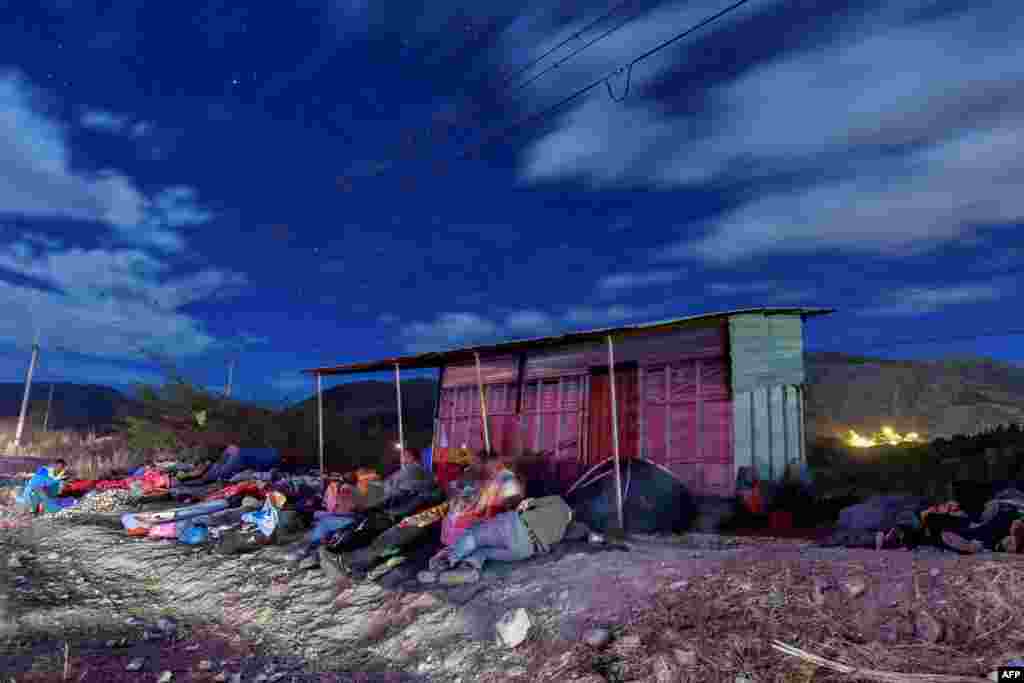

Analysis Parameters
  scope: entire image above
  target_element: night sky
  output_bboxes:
[0,0,1021,405]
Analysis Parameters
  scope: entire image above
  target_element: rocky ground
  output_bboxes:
[2,510,1023,683]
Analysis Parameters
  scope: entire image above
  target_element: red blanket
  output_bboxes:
[204,481,266,501]
[61,480,97,496]
[95,479,131,491]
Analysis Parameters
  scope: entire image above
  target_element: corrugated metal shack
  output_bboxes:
[302,307,832,499]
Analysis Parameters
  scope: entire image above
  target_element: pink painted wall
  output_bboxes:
[434,322,735,497]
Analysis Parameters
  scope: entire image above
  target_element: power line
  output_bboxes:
[504,0,651,99]
[496,0,643,89]
[454,0,757,163]
[343,0,757,189]
[343,0,661,185]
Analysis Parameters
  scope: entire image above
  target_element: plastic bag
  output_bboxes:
[240,493,285,538]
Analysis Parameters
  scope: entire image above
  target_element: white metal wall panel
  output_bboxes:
[784,385,801,477]
[752,386,771,481]
[728,314,805,395]
[769,385,786,481]
[733,383,806,483]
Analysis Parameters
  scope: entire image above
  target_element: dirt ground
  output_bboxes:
[2,510,1023,683]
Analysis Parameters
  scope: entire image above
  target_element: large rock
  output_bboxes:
[496,608,532,648]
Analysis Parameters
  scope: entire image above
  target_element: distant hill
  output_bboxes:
[804,352,1024,441]
[0,382,142,433]
[2,354,1021,460]
[282,379,437,469]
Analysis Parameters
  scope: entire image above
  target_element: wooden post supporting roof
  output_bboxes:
[316,373,325,474]
[607,335,625,532]
[394,364,405,453]
[473,352,492,453]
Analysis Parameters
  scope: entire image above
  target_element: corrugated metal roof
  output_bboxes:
[302,306,835,376]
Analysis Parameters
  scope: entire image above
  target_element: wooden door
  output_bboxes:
[587,365,639,465]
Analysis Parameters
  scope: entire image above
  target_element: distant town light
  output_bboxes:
[845,427,923,448]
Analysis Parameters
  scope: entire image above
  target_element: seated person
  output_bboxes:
[423,496,574,584]
[16,460,67,515]
[365,447,434,510]
[288,448,438,563]
[429,451,525,568]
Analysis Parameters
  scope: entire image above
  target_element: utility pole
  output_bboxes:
[43,383,55,432]
[226,359,235,398]
[13,339,40,449]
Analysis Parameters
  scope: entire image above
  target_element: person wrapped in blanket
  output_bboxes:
[15,460,67,515]
[415,451,528,580]
[876,491,1024,554]
[420,495,576,585]
[178,445,282,486]
[319,450,525,583]
[285,447,437,564]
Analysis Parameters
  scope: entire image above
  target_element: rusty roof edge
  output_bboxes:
[301,306,835,376]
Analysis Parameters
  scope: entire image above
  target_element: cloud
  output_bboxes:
[596,270,683,294]
[504,309,555,333]
[80,109,128,133]
[399,302,677,352]
[0,349,163,388]
[1,71,208,253]
[515,1,1024,262]
[147,186,213,229]
[563,303,665,327]
[706,281,817,301]
[861,279,1014,316]
[80,108,154,138]
[240,334,271,347]
[271,371,312,397]
[22,232,64,250]
[400,313,499,352]
[0,240,247,360]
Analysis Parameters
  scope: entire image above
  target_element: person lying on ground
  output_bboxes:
[420,496,575,584]
[174,456,214,482]
[187,445,281,485]
[16,459,67,515]
[938,494,1024,554]
[877,495,1024,554]
[319,500,451,582]
[286,452,441,564]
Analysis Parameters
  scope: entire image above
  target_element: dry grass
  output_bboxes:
[525,555,1024,683]
[0,427,147,480]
